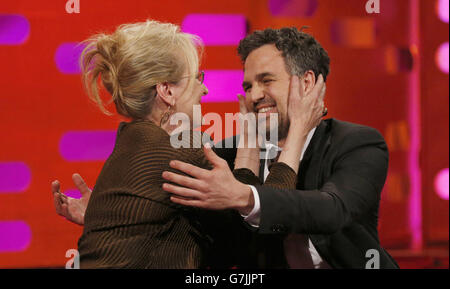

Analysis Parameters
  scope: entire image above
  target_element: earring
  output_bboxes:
[160,105,173,127]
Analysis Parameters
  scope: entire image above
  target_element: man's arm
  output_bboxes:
[256,127,388,234]
[163,126,388,236]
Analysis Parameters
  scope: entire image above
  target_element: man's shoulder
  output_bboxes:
[326,118,379,134]
[325,118,384,141]
[324,118,387,154]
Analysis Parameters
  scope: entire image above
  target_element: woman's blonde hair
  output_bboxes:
[80,20,203,119]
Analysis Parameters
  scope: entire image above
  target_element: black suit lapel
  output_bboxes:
[297,120,335,268]
[297,120,331,190]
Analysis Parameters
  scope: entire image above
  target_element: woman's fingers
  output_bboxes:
[237,94,248,114]
[319,81,326,104]
[52,180,68,215]
[305,74,324,103]
[289,75,305,101]
[72,173,92,198]
[51,180,60,194]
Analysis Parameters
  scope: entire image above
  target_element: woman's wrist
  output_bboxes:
[235,148,260,175]
[235,156,259,162]
[276,123,308,173]
[287,122,309,140]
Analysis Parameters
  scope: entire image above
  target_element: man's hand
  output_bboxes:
[162,144,255,215]
[52,173,91,225]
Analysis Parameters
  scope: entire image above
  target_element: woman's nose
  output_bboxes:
[202,84,208,96]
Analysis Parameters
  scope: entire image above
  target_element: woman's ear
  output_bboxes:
[301,70,316,95]
[156,82,175,106]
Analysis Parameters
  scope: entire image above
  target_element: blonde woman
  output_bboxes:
[68,20,254,269]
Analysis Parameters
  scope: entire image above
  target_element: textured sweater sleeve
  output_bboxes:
[233,168,261,186]
[264,162,298,190]
[232,162,297,190]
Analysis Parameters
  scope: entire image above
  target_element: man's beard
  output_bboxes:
[278,117,290,141]
[257,113,289,145]
[276,114,289,142]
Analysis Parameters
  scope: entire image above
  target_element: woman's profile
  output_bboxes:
[74,20,248,269]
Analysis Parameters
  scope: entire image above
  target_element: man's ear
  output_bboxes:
[301,70,316,95]
[156,82,175,106]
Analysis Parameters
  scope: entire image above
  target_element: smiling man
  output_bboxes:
[241,31,324,143]
[161,27,399,269]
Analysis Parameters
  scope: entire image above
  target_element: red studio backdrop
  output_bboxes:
[0,0,448,268]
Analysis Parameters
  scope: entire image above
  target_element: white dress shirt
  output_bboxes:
[242,128,331,269]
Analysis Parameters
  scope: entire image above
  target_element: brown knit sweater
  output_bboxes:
[77,119,297,269]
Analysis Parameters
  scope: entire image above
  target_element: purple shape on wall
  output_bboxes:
[0,221,32,253]
[0,14,30,45]
[435,168,449,200]
[436,42,449,74]
[202,70,244,103]
[59,131,116,161]
[182,14,247,46]
[0,162,31,193]
[64,189,82,199]
[269,0,318,17]
[437,0,449,23]
[55,42,86,74]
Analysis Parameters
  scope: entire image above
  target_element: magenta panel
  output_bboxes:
[59,131,116,161]
[269,0,318,17]
[182,14,247,46]
[202,70,244,103]
[63,189,82,199]
[437,0,449,23]
[0,221,32,253]
[0,14,30,45]
[0,162,31,193]
[436,42,449,74]
[55,42,86,74]
[435,168,449,200]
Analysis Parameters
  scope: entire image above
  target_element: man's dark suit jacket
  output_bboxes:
[214,118,399,269]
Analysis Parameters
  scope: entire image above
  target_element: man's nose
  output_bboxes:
[250,84,265,104]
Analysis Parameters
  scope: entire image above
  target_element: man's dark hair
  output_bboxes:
[237,27,330,81]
